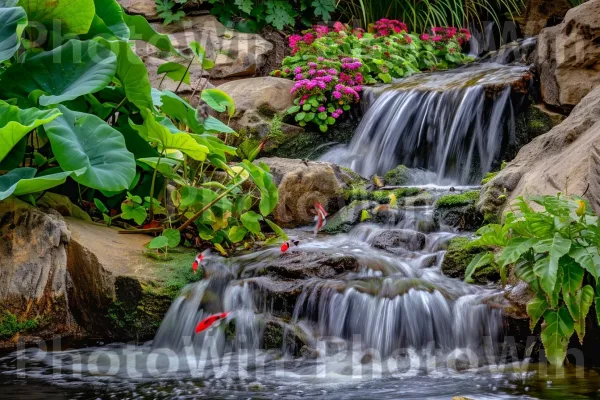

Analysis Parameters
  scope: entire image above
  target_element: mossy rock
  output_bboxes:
[323,200,378,234]
[343,187,423,204]
[434,191,483,231]
[384,165,411,186]
[441,237,500,284]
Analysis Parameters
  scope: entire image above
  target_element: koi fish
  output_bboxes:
[313,201,328,236]
[191,250,210,274]
[195,312,230,334]
[281,239,300,253]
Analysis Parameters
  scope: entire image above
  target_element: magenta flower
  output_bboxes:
[332,91,342,99]
[420,33,430,41]
[432,35,442,42]
[318,106,326,112]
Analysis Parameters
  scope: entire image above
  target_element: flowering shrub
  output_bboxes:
[272,19,473,131]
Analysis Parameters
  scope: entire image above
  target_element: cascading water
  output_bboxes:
[320,64,532,184]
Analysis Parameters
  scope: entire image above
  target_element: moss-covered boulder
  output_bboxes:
[441,237,500,284]
[384,165,411,186]
[323,200,378,234]
[434,191,483,231]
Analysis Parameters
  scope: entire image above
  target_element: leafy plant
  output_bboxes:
[336,0,525,36]
[272,20,472,131]
[0,0,286,255]
[465,195,600,366]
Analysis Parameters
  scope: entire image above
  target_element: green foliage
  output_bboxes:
[0,311,38,339]
[336,0,525,35]
[435,190,479,208]
[0,1,285,255]
[466,195,600,366]
[385,165,411,186]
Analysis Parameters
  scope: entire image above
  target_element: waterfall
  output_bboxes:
[320,64,531,184]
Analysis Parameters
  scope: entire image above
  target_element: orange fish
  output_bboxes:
[313,202,328,236]
[195,312,230,334]
[280,239,300,253]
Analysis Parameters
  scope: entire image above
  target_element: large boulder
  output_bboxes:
[0,198,199,347]
[118,0,160,21]
[133,15,273,79]
[479,86,600,219]
[216,77,302,151]
[522,0,571,37]
[536,0,600,110]
[256,157,366,227]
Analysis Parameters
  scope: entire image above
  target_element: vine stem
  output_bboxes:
[148,152,164,221]
[175,57,194,93]
[178,176,248,232]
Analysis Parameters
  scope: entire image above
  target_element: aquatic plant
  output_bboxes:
[466,195,600,366]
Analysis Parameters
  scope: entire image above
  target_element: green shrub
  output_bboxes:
[466,195,600,366]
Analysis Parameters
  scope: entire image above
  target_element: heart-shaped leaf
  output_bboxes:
[123,13,181,56]
[0,100,61,162]
[0,0,27,63]
[45,105,136,191]
[240,211,262,234]
[134,110,209,161]
[157,62,190,85]
[0,39,117,106]
[0,167,79,200]
[87,0,129,40]
[201,89,235,117]
[19,0,95,35]
[97,38,153,111]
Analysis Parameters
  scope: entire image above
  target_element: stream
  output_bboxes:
[1,51,598,399]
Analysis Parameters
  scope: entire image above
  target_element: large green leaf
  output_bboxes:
[45,105,135,191]
[540,308,574,366]
[0,0,26,63]
[134,110,209,161]
[0,167,78,200]
[464,251,495,283]
[157,62,191,86]
[87,0,129,40]
[240,161,278,216]
[564,285,594,343]
[178,186,232,211]
[0,101,61,162]
[201,89,236,117]
[526,295,549,331]
[228,226,247,243]
[97,38,153,110]
[497,238,536,267]
[0,39,117,107]
[561,257,585,295]
[19,0,95,35]
[123,14,181,56]
[534,233,571,297]
[569,245,600,279]
[241,211,262,234]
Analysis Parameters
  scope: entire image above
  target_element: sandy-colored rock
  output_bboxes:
[257,157,365,227]
[479,86,600,218]
[0,198,198,347]
[133,15,272,79]
[536,0,600,110]
[118,0,160,21]
[522,0,571,37]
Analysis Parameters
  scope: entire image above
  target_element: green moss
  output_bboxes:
[436,191,480,208]
[372,190,392,203]
[481,171,498,185]
[0,311,39,339]
[344,186,371,202]
[323,200,374,234]
[384,165,410,186]
[263,322,284,350]
[395,187,422,198]
[441,237,500,284]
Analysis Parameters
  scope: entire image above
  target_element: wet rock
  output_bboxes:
[441,237,500,284]
[256,157,366,227]
[434,191,483,231]
[371,229,427,253]
[263,320,309,356]
[133,15,272,79]
[256,251,361,280]
[384,165,410,186]
[522,0,571,37]
[322,200,378,234]
[536,0,600,110]
[479,86,600,219]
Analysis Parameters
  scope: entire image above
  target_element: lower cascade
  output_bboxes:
[321,63,532,184]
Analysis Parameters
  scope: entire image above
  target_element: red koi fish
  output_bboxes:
[313,201,328,236]
[280,239,300,253]
[195,312,230,334]
[191,251,210,274]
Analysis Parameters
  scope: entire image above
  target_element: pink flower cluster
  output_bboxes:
[341,57,362,70]
[423,27,472,45]
[289,31,316,55]
[373,19,408,37]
